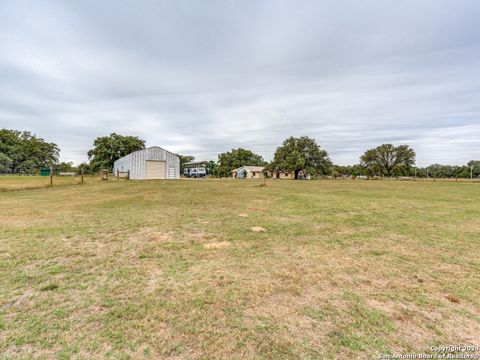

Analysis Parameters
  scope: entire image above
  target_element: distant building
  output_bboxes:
[231,166,310,180]
[267,170,309,179]
[183,161,208,178]
[184,161,209,169]
[268,170,295,179]
[113,146,180,180]
[232,166,265,179]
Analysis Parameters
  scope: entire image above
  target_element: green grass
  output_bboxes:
[0,178,479,359]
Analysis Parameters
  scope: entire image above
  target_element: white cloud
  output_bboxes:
[0,0,479,166]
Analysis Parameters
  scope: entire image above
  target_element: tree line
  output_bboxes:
[1,128,479,179]
[212,138,417,179]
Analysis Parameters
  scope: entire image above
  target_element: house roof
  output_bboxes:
[232,166,265,173]
[184,161,208,166]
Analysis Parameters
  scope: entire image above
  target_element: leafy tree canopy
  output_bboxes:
[217,148,265,177]
[0,129,59,174]
[333,164,367,177]
[271,136,332,179]
[178,155,195,172]
[77,162,94,175]
[0,153,13,173]
[56,162,74,171]
[422,162,479,178]
[467,160,480,176]
[469,161,480,177]
[205,160,218,176]
[360,144,415,176]
[87,133,145,171]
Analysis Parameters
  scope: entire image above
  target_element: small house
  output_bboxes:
[267,170,309,179]
[268,171,295,179]
[232,166,265,179]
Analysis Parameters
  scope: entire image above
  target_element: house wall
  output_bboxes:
[269,171,295,179]
[113,147,180,180]
[232,168,264,179]
[249,171,263,179]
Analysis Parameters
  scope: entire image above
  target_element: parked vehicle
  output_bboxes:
[184,167,207,178]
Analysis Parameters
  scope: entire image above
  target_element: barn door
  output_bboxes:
[145,160,166,179]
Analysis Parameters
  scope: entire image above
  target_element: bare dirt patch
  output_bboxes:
[250,226,266,233]
[446,294,461,304]
[204,241,230,249]
[146,268,163,294]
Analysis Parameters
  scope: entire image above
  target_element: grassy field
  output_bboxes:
[0,175,84,192]
[0,178,479,359]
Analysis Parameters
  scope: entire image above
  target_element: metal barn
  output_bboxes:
[113,146,180,180]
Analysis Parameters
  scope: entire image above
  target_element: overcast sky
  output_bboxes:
[1,0,479,166]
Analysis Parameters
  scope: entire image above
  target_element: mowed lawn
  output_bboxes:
[0,179,479,359]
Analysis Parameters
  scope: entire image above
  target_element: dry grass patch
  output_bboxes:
[0,175,87,192]
[250,226,267,232]
[128,227,173,243]
[145,268,163,294]
[203,241,230,249]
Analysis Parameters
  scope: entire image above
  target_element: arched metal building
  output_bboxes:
[113,146,180,180]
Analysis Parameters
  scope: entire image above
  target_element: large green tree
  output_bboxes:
[0,129,59,174]
[87,133,145,171]
[271,136,332,179]
[178,154,195,172]
[333,164,367,177]
[360,144,415,176]
[56,162,74,171]
[76,162,93,175]
[205,160,218,176]
[0,153,13,173]
[217,148,265,177]
[467,160,480,178]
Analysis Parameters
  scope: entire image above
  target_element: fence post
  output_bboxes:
[101,169,108,181]
[117,169,119,180]
[81,169,84,184]
[50,166,53,186]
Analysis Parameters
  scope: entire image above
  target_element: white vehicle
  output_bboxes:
[184,167,206,178]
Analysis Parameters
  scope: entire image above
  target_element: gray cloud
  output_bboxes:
[0,0,479,166]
